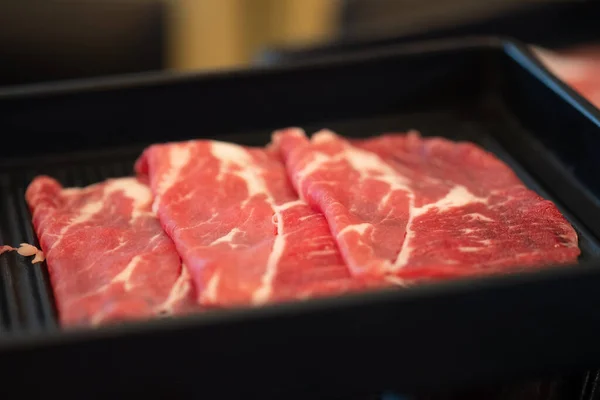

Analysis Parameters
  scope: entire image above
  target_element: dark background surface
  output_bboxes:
[259,2,600,65]
[2,1,598,87]
[0,1,165,87]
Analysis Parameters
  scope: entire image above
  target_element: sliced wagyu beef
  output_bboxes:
[25,176,196,327]
[273,128,580,281]
[135,139,388,308]
[18,126,581,326]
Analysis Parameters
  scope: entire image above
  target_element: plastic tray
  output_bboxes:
[0,38,600,399]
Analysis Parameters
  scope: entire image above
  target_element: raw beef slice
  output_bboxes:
[533,45,600,108]
[273,128,580,280]
[135,140,387,307]
[25,176,196,327]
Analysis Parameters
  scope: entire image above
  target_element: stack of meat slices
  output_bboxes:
[16,129,580,327]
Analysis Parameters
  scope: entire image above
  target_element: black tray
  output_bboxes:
[1,38,600,399]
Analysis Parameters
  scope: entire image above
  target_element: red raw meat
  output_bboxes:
[0,243,45,263]
[273,128,580,281]
[135,140,388,307]
[0,245,15,255]
[25,176,196,327]
[533,45,600,108]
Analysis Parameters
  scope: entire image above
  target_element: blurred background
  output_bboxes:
[0,0,556,87]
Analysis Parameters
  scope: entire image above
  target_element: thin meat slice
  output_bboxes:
[354,132,580,278]
[135,140,387,307]
[274,128,580,281]
[25,176,196,327]
[0,243,45,263]
[533,45,600,108]
[0,245,16,255]
[272,128,412,277]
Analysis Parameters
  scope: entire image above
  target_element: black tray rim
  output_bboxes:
[0,35,598,128]
[0,36,499,97]
[1,257,600,350]
[0,37,530,99]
